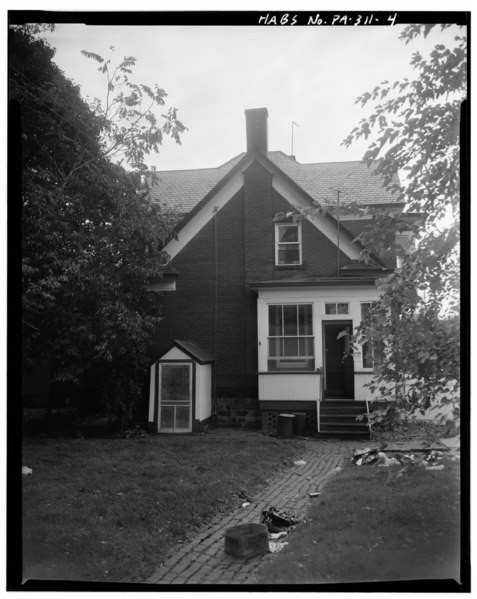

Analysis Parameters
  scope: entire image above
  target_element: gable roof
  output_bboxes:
[148,151,403,214]
[156,149,389,269]
[148,154,245,214]
[268,152,403,206]
[172,340,214,364]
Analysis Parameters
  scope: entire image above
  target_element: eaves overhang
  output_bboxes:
[252,152,387,268]
[249,276,385,291]
[145,269,179,292]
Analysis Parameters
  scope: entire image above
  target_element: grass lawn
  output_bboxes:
[255,455,462,586]
[22,428,307,584]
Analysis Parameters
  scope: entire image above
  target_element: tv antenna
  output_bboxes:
[330,187,342,276]
[291,121,300,156]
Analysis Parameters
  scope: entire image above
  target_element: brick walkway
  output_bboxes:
[146,439,366,585]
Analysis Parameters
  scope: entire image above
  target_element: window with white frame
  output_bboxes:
[275,223,302,265]
[361,302,384,369]
[268,304,314,371]
[325,302,349,315]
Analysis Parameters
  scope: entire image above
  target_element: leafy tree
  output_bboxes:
[12,26,183,427]
[81,48,186,172]
[342,24,466,428]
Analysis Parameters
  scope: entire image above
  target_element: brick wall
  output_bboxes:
[341,219,397,269]
[151,158,357,424]
[271,189,350,277]
[151,187,253,399]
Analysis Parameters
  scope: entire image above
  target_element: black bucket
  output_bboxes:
[293,412,307,436]
[277,413,295,438]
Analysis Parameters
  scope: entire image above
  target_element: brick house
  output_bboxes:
[147,108,406,436]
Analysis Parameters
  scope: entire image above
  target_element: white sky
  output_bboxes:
[42,22,462,172]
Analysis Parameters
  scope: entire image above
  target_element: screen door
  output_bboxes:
[158,363,192,432]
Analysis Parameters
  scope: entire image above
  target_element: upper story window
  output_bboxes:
[275,223,302,266]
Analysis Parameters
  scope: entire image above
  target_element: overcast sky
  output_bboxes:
[43,22,460,172]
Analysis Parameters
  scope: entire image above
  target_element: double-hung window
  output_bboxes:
[268,304,314,371]
[275,223,302,265]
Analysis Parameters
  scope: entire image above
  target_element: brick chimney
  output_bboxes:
[244,107,268,154]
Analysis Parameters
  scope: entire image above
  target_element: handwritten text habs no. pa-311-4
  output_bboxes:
[258,13,398,27]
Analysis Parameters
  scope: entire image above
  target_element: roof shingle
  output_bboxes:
[148,151,402,214]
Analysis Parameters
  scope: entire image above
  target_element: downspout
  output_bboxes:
[213,206,218,417]
[316,366,323,433]
[337,189,341,276]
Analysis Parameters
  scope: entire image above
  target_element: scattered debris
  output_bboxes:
[294,460,307,466]
[260,507,300,533]
[269,540,289,553]
[22,466,32,476]
[413,450,446,471]
[352,447,448,472]
[426,464,445,471]
[423,450,444,465]
[268,531,288,540]
[377,456,401,468]
[353,448,379,466]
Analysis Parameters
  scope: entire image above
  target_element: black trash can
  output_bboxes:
[293,412,307,437]
[277,413,295,438]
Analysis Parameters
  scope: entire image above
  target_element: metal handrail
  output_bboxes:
[316,366,323,433]
[365,398,372,439]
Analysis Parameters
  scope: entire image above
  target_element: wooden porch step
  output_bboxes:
[320,412,368,420]
[318,400,371,439]
[318,429,370,438]
[321,400,367,408]
[321,417,368,425]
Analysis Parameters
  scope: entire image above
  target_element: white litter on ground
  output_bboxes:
[268,531,288,540]
[269,540,289,553]
[377,456,401,468]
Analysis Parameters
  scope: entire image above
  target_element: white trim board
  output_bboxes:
[271,176,362,260]
[162,154,362,261]
[162,156,253,261]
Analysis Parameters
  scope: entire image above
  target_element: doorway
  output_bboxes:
[322,321,354,399]
[158,362,192,432]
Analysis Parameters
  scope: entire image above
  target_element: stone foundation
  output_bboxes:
[215,397,261,428]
